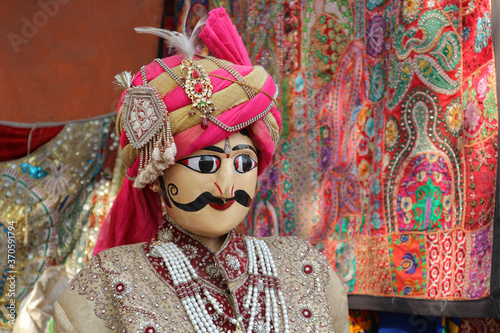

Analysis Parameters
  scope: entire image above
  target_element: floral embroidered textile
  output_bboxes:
[191,0,500,319]
[54,218,348,332]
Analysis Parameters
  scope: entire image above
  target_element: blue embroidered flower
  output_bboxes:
[21,163,49,179]
[375,146,382,163]
[295,74,305,93]
[369,63,386,102]
[371,211,382,230]
[401,252,418,275]
[463,26,470,41]
[474,12,491,53]
[364,117,375,138]
[372,177,381,196]
[366,0,384,11]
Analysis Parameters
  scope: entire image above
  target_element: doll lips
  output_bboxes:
[209,199,235,210]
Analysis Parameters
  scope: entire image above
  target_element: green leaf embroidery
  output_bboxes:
[483,91,498,122]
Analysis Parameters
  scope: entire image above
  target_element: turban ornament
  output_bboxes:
[94,3,282,254]
[115,67,177,189]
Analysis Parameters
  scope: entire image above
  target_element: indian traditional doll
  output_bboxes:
[54,5,348,333]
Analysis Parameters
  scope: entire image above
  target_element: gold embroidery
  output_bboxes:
[67,237,335,332]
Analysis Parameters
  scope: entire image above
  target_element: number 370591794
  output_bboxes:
[7,221,16,268]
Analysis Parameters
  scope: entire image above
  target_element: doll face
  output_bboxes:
[161,131,258,245]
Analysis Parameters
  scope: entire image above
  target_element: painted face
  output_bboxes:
[160,131,258,248]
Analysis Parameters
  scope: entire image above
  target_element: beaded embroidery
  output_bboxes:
[65,226,335,332]
[121,85,166,150]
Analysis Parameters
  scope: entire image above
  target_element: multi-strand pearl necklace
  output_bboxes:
[151,236,289,333]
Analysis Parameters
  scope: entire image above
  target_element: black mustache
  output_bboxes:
[167,185,252,212]
[170,191,223,212]
[234,189,252,208]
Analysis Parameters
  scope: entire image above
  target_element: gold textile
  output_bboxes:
[54,236,349,332]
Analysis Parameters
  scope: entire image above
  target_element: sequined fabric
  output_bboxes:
[54,219,348,332]
[0,117,122,330]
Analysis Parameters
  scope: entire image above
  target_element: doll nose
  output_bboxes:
[213,159,234,198]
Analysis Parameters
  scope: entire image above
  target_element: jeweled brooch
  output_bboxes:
[180,58,216,129]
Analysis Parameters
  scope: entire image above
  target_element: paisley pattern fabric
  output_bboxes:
[183,0,500,317]
[1,0,499,330]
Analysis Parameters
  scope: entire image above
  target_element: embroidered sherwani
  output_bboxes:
[54,221,349,333]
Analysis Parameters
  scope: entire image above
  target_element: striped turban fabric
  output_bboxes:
[118,55,281,178]
[94,7,282,254]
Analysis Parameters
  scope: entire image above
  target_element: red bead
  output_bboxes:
[192,70,199,78]
[201,117,208,129]
[195,83,203,93]
[302,309,312,318]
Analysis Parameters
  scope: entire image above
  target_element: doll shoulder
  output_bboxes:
[260,236,332,279]
[53,243,153,332]
[257,236,350,333]
[70,243,146,288]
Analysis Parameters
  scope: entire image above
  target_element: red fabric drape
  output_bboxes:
[0,124,64,162]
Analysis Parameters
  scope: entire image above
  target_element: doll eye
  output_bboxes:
[178,155,221,173]
[234,155,258,173]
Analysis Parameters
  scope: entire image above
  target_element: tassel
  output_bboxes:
[114,71,132,89]
[163,141,177,165]
[142,165,157,185]
[171,142,177,156]
[151,159,167,174]
[152,144,161,161]
[164,148,175,165]
[131,93,177,188]
[133,171,145,189]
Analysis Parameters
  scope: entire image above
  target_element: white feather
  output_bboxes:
[134,0,206,59]
[181,0,191,36]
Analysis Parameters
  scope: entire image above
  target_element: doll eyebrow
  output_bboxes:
[202,146,225,153]
[232,144,257,154]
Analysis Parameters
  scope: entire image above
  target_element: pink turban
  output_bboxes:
[94,7,281,254]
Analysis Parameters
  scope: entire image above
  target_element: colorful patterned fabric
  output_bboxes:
[349,311,467,333]
[458,318,500,332]
[0,117,122,330]
[349,310,378,332]
[1,0,499,330]
[181,0,500,317]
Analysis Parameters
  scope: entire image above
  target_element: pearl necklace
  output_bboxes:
[151,236,289,333]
